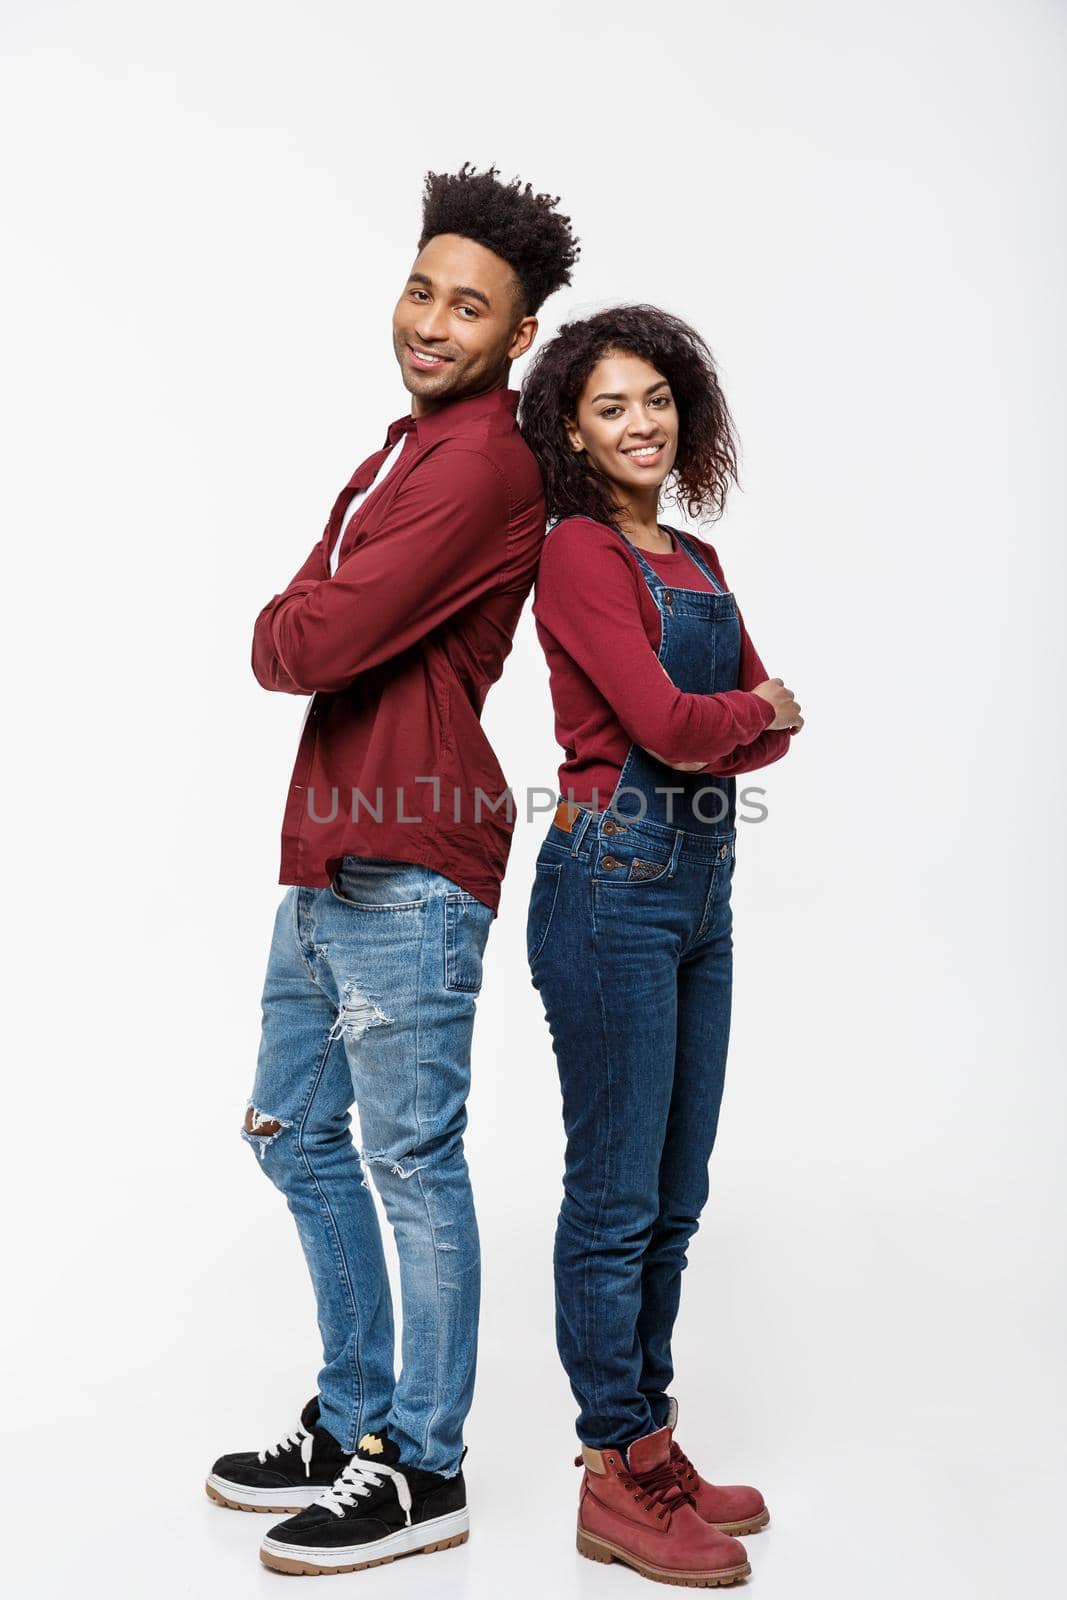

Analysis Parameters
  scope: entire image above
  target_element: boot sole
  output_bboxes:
[710,1508,770,1536]
[260,1510,469,1575]
[205,1476,324,1513]
[577,1528,750,1587]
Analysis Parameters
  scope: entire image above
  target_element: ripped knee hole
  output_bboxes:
[244,1106,283,1138]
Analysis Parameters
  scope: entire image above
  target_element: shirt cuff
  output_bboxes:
[751,691,777,729]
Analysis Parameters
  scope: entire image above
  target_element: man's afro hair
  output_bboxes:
[418,162,580,316]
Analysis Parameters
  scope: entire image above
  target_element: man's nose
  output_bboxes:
[413,304,450,343]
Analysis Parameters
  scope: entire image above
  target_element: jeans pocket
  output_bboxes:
[329,856,429,911]
[526,861,563,965]
[444,892,493,993]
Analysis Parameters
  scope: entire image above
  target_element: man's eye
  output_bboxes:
[457,305,479,318]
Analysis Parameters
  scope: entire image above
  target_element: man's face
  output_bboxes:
[392,233,537,414]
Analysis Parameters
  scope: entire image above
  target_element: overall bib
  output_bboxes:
[527,525,743,1447]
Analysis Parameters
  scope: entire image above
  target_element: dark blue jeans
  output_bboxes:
[527,810,736,1448]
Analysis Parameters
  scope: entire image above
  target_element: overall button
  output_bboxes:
[719,843,729,858]
[601,856,620,871]
[602,819,625,836]
[662,589,674,605]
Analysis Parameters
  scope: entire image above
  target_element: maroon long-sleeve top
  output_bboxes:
[252,388,545,912]
[532,515,793,806]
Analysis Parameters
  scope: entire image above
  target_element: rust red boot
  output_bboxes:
[576,1425,750,1587]
[665,1398,770,1536]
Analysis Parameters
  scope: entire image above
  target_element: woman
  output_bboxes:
[520,306,802,1588]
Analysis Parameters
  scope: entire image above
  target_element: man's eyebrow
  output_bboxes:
[406,272,491,310]
[454,284,491,308]
[590,380,671,403]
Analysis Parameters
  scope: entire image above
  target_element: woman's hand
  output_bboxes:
[752,677,804,731]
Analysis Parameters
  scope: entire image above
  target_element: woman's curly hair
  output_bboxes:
[519,304,739,527]
[419,163,580,316]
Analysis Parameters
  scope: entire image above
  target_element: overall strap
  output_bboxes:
[604,522,727,596]
[604,524,666,589]
[671,529,726,594]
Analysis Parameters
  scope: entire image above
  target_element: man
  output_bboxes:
[205,164,579,1576]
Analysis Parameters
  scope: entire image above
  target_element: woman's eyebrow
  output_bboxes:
[590,380,671,403]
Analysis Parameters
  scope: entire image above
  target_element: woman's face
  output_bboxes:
[566,351,679,498]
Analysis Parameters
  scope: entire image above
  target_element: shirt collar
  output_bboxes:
[384,387,519,449]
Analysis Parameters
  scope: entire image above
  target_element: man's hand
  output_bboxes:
[752,677,804,731]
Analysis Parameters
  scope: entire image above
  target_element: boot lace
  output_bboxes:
[669,1439,699,1489]
[625,1458,695,1522]
[317,1458,413,1524]
[257,1420,314,1478]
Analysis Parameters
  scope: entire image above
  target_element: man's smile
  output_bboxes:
[407,344,455,371]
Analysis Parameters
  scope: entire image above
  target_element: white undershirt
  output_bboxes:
[329,435,408,575]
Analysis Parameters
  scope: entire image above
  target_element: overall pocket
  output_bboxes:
[526,860,563,964]
[592,834,674,888]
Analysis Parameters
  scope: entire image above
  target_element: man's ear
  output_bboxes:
[565,415,585,454]
[507,315,538,362]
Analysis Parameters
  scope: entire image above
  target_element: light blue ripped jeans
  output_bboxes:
[243,856,493,1476]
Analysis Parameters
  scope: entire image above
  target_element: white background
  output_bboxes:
[2,2,1064,1595]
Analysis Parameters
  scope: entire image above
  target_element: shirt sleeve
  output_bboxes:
[251,447,510,695]
[533,520,778,768]
[250,538,329,694]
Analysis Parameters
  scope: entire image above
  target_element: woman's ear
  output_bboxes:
[565,416,585,454]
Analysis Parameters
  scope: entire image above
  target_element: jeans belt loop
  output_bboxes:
[570,805,594,855]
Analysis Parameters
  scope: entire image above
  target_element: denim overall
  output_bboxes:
[602,527,741,835]
[527,525,742,1448]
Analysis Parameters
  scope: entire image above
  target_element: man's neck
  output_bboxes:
[411,372,509,419]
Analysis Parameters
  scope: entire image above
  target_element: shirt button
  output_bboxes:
[601,856,620,871]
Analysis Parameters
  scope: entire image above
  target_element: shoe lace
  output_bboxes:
[316,1458,413,1524]
[257,1420,314,1478]
[669,1439,699,1488]
[624,1458,695,1522]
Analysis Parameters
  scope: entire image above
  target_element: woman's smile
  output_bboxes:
[620,440,668,468]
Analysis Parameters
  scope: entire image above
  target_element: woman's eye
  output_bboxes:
[599,407,621,418]
[650,395,671,407]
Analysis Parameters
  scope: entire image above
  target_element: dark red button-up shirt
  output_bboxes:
[251,388,545,913]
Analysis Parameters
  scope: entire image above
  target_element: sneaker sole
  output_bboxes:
[260,1509,470,1575]
[577,1527,751,1587]
[710,1508,770,1536]
[204,1475,326,1513]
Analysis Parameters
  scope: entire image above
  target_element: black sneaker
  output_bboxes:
[259,1429,468,1575]
[205,1397,351,1512]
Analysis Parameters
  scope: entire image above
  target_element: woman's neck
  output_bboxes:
[615,499,673,553]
